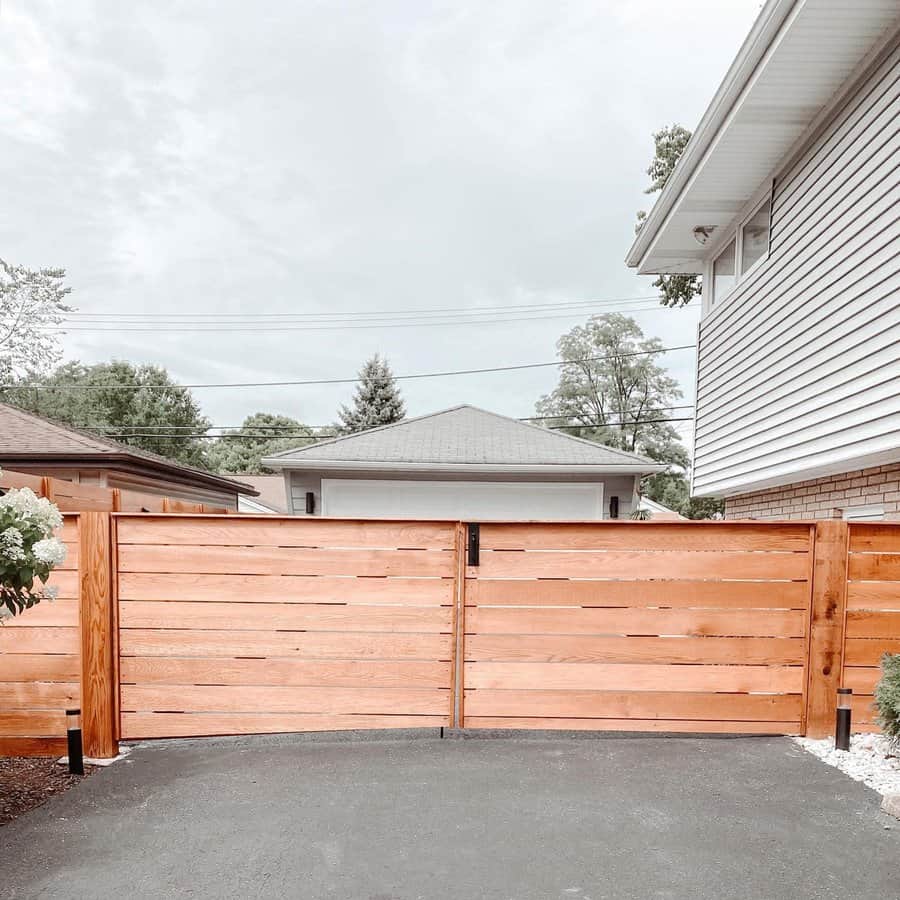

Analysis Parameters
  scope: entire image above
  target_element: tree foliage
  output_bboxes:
[0,260,72,380]
[537,314,688,469]
[0,360,212,468]
[635,125,701,308]
[338,354,406,433]
[641,470,724,520]
[207,412,313,474]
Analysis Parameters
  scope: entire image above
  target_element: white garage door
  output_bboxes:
[321,478,604,521]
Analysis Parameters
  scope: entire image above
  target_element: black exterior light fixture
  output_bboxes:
[609,496,619,519]
[305,492,316,515]
[835,688,852,752]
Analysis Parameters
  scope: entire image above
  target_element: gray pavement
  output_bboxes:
[1,731,898,899]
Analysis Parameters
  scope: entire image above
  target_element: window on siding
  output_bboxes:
[741,199,771,273]
[712,239,736,304]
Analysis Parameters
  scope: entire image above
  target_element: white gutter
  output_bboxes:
[260,458,666,475]
[624,0,796,270]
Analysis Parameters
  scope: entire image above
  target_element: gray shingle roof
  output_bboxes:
[264,405,662,470]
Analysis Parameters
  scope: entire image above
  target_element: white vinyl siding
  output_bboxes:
[692,37,900,497]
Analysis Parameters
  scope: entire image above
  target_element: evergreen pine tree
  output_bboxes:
[338,354,406,433]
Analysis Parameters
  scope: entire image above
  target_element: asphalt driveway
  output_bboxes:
[1,731,897,899]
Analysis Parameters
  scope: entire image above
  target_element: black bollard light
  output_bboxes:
[66,708,84,775]
[835,688,852,752]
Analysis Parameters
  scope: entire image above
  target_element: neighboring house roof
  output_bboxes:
[231,474,288,513]
[639,496,686,521]
[262,405,665,474]
[0,402,257,496]
[626,0,900,275]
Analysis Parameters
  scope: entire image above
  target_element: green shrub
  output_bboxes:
[875,653,900,745]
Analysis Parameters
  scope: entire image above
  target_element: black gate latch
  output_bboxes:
[467,523,480,566]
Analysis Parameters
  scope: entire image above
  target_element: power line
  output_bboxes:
[3,343,697,391]
[74,406,698,432]
[63,295,662,321]
[97,418,696,440]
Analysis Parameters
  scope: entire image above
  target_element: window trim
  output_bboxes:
[705,183,774,310]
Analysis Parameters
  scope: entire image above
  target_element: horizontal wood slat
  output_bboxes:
[120,601,452,632]
[465,634,806,664]
[844,638,900,666]
[0,710,68,737]
[0,627,80,654]
[848,553,900,582]
[845,610,900,639]
[849,524,900,552]
[463,718,801,734]
[122,684,450,716]
[119,545,454,577]
[466,579,808,609]
[465,662,804,693]
[121,658,450,688]
[0,682,80,709]
[121,713,447,739]
[478,523,813,551]
[117,518,455,549]
[463,690,801,722]
[469,549,808,580]
[118,572,453,605]
[0,737,69,757]
[0,654,82,681]
[846,581,900,610]
[120,629,452,660]
[466,607,806,637]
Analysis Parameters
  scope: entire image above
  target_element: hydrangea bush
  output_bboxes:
[0,471,67,617]
[875,653,900,747]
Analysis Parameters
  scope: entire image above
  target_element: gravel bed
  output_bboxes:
[794,733,900,797]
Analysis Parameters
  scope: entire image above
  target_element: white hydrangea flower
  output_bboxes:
[32,538,68,566]
[0,487,63,536]
[43,584,59,601]
[0,527,26,561]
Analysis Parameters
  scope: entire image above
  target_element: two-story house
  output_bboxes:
[627,0,900,521]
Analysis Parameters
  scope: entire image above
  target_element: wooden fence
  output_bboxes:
[0,514,898,757]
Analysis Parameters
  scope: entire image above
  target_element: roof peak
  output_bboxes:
[263,405,663,471]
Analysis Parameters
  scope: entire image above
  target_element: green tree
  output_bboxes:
[641,470,724,520]
[635,125,701,308]
[208,412,314,474]
[338,354,406,433]
[1,360,212,468]
[0,260,72,380]
[537,314,688,468]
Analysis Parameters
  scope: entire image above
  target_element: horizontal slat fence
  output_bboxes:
[116,517,458,738]
[0,515,81,756]
[462,523,814,734]
[4,515,900,755]
[842,523,900,732]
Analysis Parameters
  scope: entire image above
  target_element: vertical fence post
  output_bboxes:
[805,519,849,738]
[452,523,467,729]
[78,511,118,758]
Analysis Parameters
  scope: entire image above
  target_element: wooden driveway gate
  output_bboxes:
[459,522,814,734]
[6,513,899,758]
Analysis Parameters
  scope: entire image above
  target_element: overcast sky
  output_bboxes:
[0,0,762,443]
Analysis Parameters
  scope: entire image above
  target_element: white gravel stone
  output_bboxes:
[793,733,900,797]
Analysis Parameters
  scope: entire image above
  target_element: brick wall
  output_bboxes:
[724,463,900,520]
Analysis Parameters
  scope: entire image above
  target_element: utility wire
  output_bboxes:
[3,343,697,391]
[63,295,662,321]
[72,405,698,432]
[79,418,696,440]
